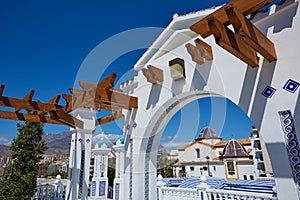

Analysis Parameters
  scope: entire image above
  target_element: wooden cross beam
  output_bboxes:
[142,65,164,84]
[190,0,277,67]
[190,0,274,38]
[208,17,259,67]
[0,72,138,128]
[225,6,277,62]
[95,110,124,126]
[0,110,63,125]
[185,38,213,65]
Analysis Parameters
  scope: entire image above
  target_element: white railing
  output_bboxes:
[157,175,278,200]
[160,187,199,200]
[206,188,277,200]
[32,175,66,200]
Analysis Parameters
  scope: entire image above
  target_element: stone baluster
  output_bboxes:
[197,175,209,200]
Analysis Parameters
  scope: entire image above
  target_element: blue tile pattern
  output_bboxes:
[91,181,96,196]
[262,86,276,98]
[78,150,85,199]
[279,110,300,196]
[283,79,300,93]
[129,139,133,200]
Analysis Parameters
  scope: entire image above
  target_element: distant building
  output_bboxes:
[173,127,272,180]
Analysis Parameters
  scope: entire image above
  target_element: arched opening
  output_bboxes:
[158,96,256,179]
[130,90,275,199]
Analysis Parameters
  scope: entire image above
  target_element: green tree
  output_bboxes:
[0,120,47,200]
[157,157,175,178]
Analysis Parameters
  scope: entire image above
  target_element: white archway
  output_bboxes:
[118,1,300,199]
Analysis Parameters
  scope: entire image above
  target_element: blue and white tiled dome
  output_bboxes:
[96,140,109,148]
[116,135,125,145]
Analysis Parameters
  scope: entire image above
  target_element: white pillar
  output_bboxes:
[90,142,110,199]
[65,108,96,200]
[197,175,209,200]
[113,138,124,200]
[156,174,166,200]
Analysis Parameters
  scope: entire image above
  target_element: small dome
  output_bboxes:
[220,139,250,158]
[116,135,125,145]
[96,140,109,148]
[93,133,112,148]
[195,127,220,141]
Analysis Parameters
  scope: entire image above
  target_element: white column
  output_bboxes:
[113,140,124,200]
[91,143,110,199]
[197,175,209,200]
[65,108,96,200]
[156,174,166,200]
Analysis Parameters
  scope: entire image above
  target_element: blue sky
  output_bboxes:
[0,0,255,147]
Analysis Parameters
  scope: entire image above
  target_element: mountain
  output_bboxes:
[43,132,72,149]
[43,132,72,156]
[0,145,11,157]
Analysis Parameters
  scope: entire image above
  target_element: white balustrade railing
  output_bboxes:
[160,187,199,200]
[206,188,277,200]
[157,175,278,200]
[32,175,66,200]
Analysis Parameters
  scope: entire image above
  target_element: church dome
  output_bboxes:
[219,139,250,158]
[96,140,109,148]
[195,126,220,141]
[116,135,125,145]
[93,133,112,148]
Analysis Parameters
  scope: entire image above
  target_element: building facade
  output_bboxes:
[173,127,272,180]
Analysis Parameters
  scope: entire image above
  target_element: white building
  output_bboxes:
[173,127,272,180]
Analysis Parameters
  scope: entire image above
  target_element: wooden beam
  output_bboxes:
[62,94,73,113]
[48,95,61,105]
[226,6,277,62]
[95,110,124,126]
[148,65,164,82]
[24,90,35,101]
[0,85,4,96]
[79,72,116,92]
[95,89,138,110]
[142,65,164,84]
[0,96,63,113]
[190,0,274,38]
[208,17,259,67]
[50,109,84,129]
[185,43,205,65]
[95,102,125,111]
[195,38,213,60]
[0,110,64,125]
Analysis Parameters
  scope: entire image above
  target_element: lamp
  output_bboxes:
[206,155,211,177]
[169,58,185,80]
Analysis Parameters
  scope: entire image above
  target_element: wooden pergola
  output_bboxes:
[190,0,277,67]
[0,72,138,129]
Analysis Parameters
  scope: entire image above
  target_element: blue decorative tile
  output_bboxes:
[132,122,137,128]
[283,79,299,93]
[262,86,276,98]
[279,110,300,196]
[91,181,96,197]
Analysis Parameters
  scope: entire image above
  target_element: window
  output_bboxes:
[243,175,247,180]
[190,166,194,171]
[203,166,208,171]
[182,166,186,173]
[196,148,200,159]
[213,166,216,171]
[227,161,235,175]
[250,175,254,180]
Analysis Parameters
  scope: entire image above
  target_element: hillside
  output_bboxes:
[0,145,11,157]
